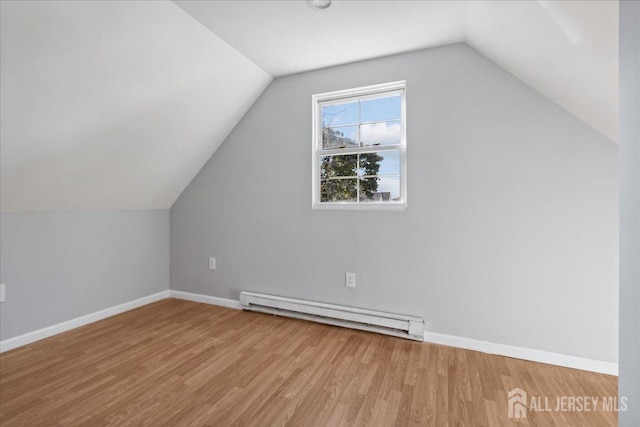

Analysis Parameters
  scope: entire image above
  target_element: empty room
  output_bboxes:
[0,0,638,426]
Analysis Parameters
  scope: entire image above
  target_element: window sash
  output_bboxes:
[318,144,401,156]
[317,88,403,151]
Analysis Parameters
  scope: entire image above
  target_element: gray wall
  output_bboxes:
[171,43,618,362]
[0,210,169,340]
[619,1,640,424]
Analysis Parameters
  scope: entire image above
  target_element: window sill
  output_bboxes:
[312,202,407,211]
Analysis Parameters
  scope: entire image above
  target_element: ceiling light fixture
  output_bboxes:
[307,0,331,11]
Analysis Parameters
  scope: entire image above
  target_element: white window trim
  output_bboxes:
[311,81,407,211]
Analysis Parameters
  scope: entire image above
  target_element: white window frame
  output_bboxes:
[312,81,407,210]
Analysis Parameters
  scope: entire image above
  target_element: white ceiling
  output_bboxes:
[176,0,618,141]
[173,0,467,76]
[0,0,618,212]
[0,1,271,212]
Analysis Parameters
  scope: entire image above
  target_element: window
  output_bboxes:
[312,81,406,210]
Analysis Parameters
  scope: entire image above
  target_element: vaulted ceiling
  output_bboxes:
[176,0,618,141]
[0,1,271,212]
[0,0,618,213]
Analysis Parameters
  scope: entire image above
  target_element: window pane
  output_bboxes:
[360,121,401,146]
[358,150,400,177]
[320,154,358,178]
[322,125,358,149]
[360,176,400,202]
[359,177,379,201]
[361,95,401,123]
[321,179,358,202]
[322,102,359,127]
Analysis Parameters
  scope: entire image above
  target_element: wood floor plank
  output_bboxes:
[0,299,619,426]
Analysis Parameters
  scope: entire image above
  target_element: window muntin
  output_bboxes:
[312,81,406,209]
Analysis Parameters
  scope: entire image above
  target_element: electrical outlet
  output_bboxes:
[208,257,216,270]
[345,272,356,288]
[0,284,5,303]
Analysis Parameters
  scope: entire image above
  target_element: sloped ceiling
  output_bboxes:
[0,1,618,212]
[175,0,618,142]
[465,1,618,145]
[0,0,271,212]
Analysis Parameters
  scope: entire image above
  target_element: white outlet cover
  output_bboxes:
[0,284,5,303]
[345,272,356,288]
[208,257,216,270]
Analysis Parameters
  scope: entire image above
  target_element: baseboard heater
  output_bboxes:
[239,291,424,341]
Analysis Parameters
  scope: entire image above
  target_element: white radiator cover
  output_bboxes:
[239,291,425,341]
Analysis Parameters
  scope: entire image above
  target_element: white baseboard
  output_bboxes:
[170,290,618,376]
[169,289,243,310]
[0,288,618,377]
[0,290,170,353]
[424,331,618,376]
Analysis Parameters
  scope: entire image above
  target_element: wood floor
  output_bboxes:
[0,299,618,426]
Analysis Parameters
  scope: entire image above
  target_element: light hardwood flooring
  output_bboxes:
[0,298,618,426]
